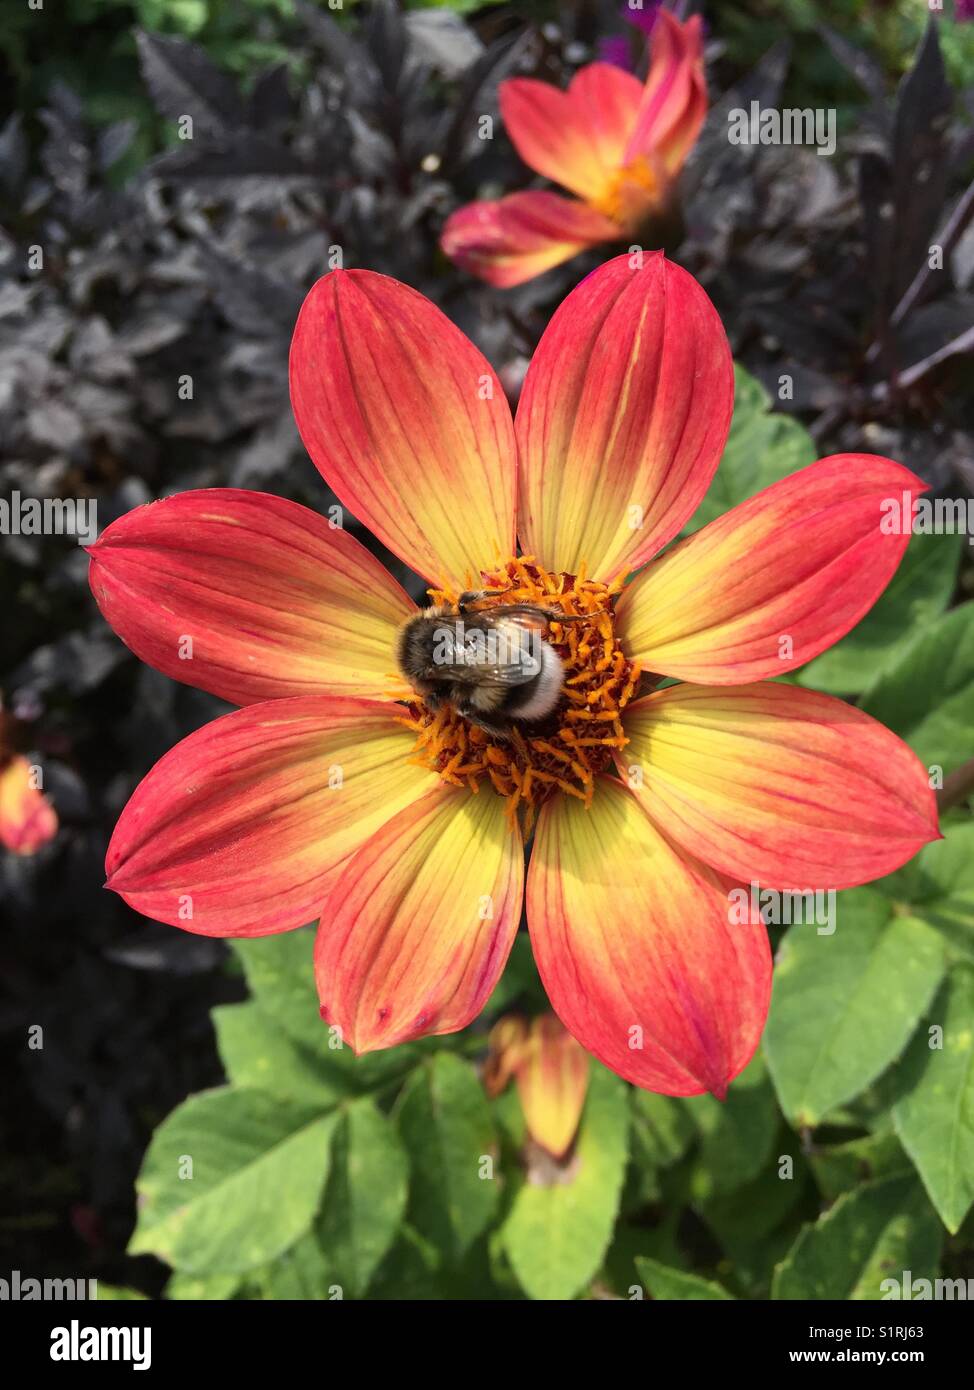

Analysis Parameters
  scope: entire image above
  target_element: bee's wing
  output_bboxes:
[445,665,535,689]
[446,613,544,689]
[480,604,553,630]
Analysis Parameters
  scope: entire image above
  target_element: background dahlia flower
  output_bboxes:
[441,8,706,287]
[88,252,938,1099]
[485,1013,590,1160]
[0,752,58,856]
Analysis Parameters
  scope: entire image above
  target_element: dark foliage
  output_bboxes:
[1,2,972,1291]
[684,20,974,487]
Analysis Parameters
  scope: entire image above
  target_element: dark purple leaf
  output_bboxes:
[246,63,294,130]
[96,119,137,172]
[890,19,952,302]
[0,112,28,194]
[135,30,247,136]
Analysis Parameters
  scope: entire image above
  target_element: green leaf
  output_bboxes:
[165,1272,241,1301]
[492,1079,527,1152]
[764,889,945,1126]
[634,1256,735,1301]
[700,1155,811,1295]
[242,1232,337,1301]
[877,822,974,963]
[231,928,321,1047]
[685,1051,778,1197]
[411,0,507,12]
[809,1131,912,1203]
[317,1097,409,1297]
[136,0,208,35]
[621,1152,662,1211]
[629,1090,695,1169]
[893,965,974,1233]
[772,1175,942,1300]
[501,1065,629,1301]
[603,1220,686,1297]
[686,364,815,533]
[212,1001,348,1107]
[369,1225,443,1301]
[129,1086,338,1275]
[95,1284,147,1300]
[231,928,428,1089]
[796,531,962,695]
[860,601,974,775]
[397,1052,498,1262]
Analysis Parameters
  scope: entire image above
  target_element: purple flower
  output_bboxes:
[598,35,634,70]
[598,1,663,71]
[626,1,664,38]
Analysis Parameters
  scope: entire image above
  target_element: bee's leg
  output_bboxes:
[457,583,514,612]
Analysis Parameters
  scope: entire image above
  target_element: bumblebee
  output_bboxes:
[395,588,588,739]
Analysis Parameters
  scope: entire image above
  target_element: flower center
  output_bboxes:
[589,156,661,230]
[399,557,641,832]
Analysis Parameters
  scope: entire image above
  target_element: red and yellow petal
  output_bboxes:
[314,785,524,1052]
[289,269,516,589]
[514,1014,590,1159]
[625,10,706,174]
[617,455,925,683]
[619,683,939,891]
[105,698,438,937]
[564,63,645,179]
[0,755,58,855]
[88,489,415,706]
[527,777,771,1098]
[499,64,642,204]
[440,191,620,289]
[515,253,733,581]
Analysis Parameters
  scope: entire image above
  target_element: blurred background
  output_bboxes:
[2,0,974,1299]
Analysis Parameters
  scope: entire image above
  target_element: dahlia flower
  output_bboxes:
[441,9,706,287]
[88,252,937,1098]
